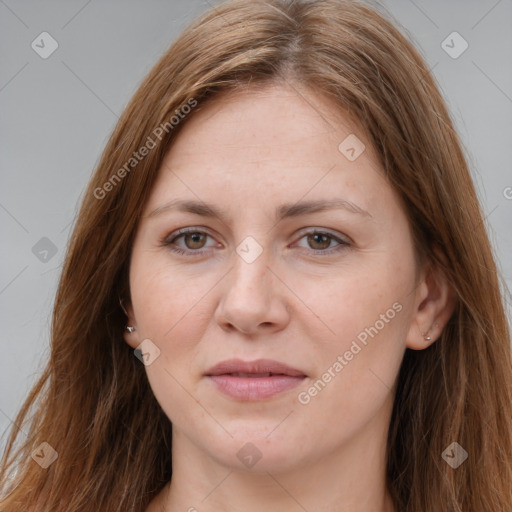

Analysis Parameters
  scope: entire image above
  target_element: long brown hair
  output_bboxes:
[1,1,511,510]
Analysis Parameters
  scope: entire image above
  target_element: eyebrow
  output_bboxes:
[147,198,372,221]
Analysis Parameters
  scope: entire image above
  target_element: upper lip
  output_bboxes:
[204,358,307,377]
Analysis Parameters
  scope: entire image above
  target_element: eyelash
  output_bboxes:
[162,227,351,257]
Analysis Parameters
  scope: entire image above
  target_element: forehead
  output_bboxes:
[167,83,371,162]
[144,83,395,221]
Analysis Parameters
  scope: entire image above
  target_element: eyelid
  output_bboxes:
[164,227,220,247]
[293,227,352,243]
[290,228,352,255]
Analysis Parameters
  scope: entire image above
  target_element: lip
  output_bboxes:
[204,358,307,401]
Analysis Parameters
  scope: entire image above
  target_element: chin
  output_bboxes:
[202,425,311,473]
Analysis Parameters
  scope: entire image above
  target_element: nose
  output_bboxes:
[214,251,291,336]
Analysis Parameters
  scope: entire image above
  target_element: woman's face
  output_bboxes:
[125,84,426,472]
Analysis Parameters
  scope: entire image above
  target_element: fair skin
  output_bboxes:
[123,83,453,512]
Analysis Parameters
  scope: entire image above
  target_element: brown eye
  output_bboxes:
[183,232,207,249]
[294,229,351,255]
[164,228,218,256]
[307,233,333,250]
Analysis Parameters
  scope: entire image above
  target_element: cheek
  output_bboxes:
[129,256,218,407]
[290,255,413,408]
[292,278,408,442]
[130,255,214,338]
[129,260,214,425]
[295,259,412,345]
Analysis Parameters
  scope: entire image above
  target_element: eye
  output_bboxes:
[163,228,219,255]
[294,230,351,255]
[179,232,208,250]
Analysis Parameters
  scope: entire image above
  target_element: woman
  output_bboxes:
[1,0,511,510]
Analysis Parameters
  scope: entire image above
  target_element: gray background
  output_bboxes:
[1,0,511,453]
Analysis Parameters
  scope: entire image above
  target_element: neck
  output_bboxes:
[153,413,396,512]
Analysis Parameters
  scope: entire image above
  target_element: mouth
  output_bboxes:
[204,359,307,401]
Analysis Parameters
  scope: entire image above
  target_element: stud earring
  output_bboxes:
[421,329,431,341]
[126,326,136,333]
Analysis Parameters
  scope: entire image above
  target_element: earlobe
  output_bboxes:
[120,296,140,348]
[405,260,456,351]
[123,325,140,349]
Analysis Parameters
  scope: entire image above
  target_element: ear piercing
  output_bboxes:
[422,323,439,341]
[126,326,136,333]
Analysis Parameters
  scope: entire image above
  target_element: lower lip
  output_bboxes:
[207,375,306,400]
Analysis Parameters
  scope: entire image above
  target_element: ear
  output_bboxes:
[120,297,141,349]
[405,253,456,350]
